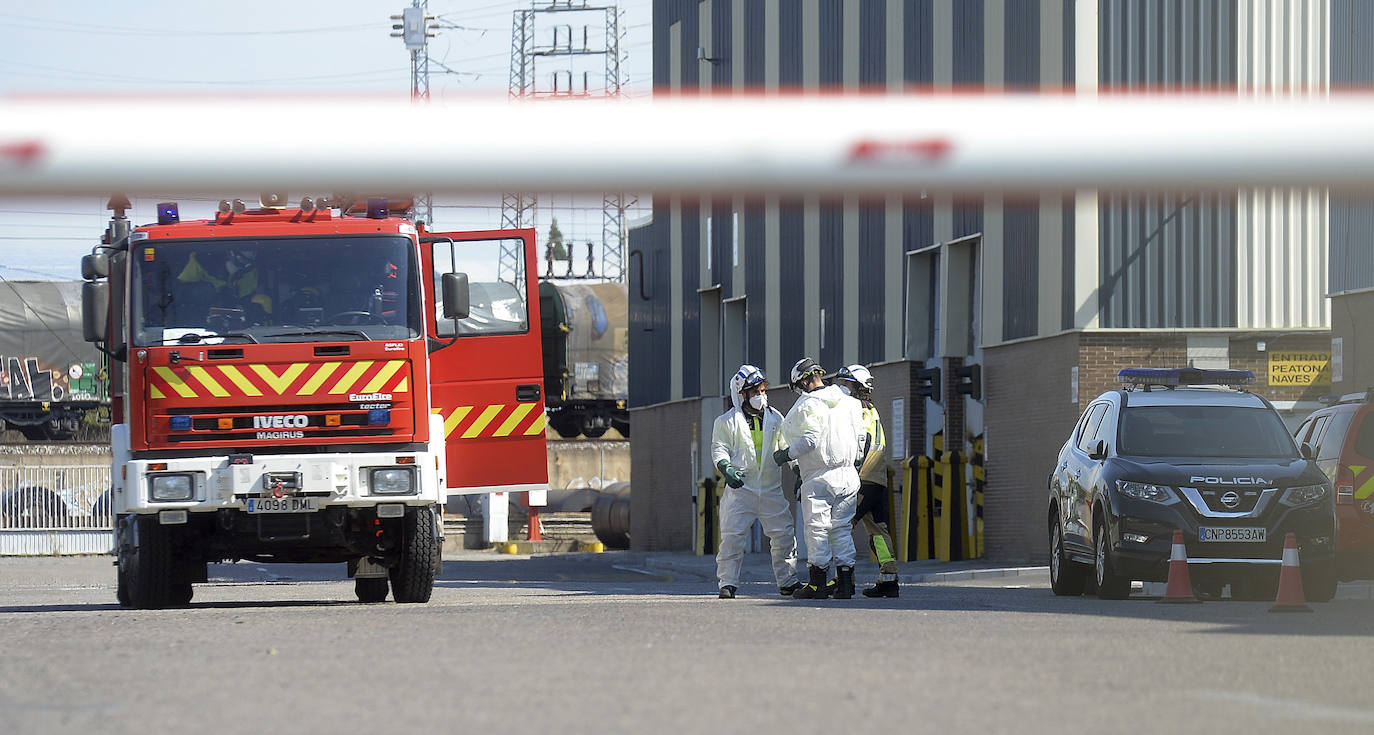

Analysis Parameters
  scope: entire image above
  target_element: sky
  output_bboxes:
[0,1,654,281]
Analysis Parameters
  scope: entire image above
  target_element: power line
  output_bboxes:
[0,59,408,86]
[0,12,382,37]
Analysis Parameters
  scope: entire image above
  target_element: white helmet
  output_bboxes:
[729,364,766,409]
[835,364,874,396]
[789,358,825,394]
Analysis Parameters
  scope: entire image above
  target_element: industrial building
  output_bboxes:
[629,0,1363,562]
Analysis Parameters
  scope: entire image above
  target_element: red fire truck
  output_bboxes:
[81,195,548,608]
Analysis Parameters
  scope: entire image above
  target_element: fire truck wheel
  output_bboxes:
[355,577,389,603]
[170,583,194,606]
[116,561,130,607]
[390,506,438,604]
[124,516,174,609]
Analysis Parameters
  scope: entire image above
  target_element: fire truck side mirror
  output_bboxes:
[82,252,110,280]
[82,280,109,343]
[441,272,470,321]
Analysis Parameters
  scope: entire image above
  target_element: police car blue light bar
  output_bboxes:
[1118,368,1255,387]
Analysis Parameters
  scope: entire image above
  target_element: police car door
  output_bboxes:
[1066,402,1109,549]
[422,228,549,495]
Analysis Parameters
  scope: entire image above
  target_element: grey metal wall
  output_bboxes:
[629,209,671,408]
[1096,0,1239,328]
[1330,0,1374,295]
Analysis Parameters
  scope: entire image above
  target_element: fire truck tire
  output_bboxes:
[116,563,130,607]
[170,583,194,606]
[124,516,174,609]
[355,577,389,603]
[390,506,438,603]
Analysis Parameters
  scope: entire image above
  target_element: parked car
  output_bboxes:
[1049,368,1337,601]
[1293,392,1374,581]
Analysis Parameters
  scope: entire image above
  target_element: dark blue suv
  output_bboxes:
[1048,368,1337,601]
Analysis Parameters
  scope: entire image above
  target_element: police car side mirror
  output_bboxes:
[1300,442,1316,460]
[1088,439,1108,461]
[441,272,470,320]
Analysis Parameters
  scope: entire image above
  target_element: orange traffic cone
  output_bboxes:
[1159,530,1201,603]
[1269,532,1312,613]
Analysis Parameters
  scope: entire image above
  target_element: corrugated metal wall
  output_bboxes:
[744,202,766,364]
[1005,0,1041,88]
[628,215,669,408]
[779,201,806,364]
[1097,0,1241,329]
[953,0,985,84]
[1328,0,1374,295]
[1236,0,1329,328]
[681,203,702,397]
[1003,203,1039,340]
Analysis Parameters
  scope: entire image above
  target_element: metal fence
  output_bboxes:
[0,464,113,555]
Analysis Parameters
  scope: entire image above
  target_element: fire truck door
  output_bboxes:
[423,229,549,494]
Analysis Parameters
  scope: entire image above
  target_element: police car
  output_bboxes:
[1048,368,1337,601]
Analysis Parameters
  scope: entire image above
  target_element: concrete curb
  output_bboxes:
[903,566,1049,584]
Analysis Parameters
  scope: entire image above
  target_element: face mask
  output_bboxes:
[748,394,767,411]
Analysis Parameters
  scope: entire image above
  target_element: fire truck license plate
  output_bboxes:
[1198,526,1266,542]
[246,497,320,514]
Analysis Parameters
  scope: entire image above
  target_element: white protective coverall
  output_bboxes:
[780,384,866,568]
[711,394,799,590]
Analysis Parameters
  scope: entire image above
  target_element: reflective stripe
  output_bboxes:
[361,360,404,394]
[296,362,341,395]
[443,406,473,436]
[186,366,229,398]
[493,403,535,437]
[329,361,374,394]
[217,365,263,397]
[461,404,504,438]
[152,367,197,398]
[251,363,306,394]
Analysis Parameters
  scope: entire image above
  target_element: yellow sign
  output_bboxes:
[1268,351,1331,386]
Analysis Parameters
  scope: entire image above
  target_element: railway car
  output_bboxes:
[0,280,108,440]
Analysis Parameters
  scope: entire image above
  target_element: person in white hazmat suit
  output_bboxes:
[711,364,802,599]
[774,358,867,600]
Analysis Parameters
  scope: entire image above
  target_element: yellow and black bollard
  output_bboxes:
[972,435,986,559]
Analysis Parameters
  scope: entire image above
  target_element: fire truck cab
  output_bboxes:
[81,195,547,608]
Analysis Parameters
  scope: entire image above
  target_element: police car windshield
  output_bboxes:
[1118,405,1298,459]
[130,236,421,346]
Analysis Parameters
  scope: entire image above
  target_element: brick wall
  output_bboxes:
[983,332,1082,563]
[1076,333,1186,412]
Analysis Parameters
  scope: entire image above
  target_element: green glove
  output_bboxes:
[716,459,745,488]
[772,448,792,467]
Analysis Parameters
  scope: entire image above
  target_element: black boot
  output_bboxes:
[834,566,855,599]
[779,581,803,596]
[792,565,831,600]
[718,585,736,599]
[862,579,900,598]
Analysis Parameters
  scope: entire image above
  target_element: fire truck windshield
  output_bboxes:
[130,236,421,346]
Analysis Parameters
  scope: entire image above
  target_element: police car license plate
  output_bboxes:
[246,497,319,514]
[1198,526,1266,543]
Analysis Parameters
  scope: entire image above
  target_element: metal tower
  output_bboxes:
[504,1,631,282]
[392,1,435,225]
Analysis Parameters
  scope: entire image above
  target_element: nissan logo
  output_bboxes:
[1220,491,1241,509]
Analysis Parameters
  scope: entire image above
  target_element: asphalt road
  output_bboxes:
[2,553,1374,735]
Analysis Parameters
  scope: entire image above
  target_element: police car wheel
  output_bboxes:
[1049,516,1087,596]
[1094,517,1131,600]
[1303,562,1338,603]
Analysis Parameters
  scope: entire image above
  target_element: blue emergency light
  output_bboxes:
[1117,368,1255,387]
[157,202,180,225]
[169,415,192,431]
[367,409,391,425]
[366,197,388,219]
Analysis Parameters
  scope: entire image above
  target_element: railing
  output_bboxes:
[0,464,113,555]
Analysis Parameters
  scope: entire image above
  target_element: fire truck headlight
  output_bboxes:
[370,468,416,495]
[149,473,194,501]
[367,409,391,426]
[169,415,192,431]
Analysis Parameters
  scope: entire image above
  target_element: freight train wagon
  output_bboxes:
[539,281,628,439]
[0,281,108,440]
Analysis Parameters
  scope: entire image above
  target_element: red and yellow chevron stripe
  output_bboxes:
[438,403,546,439]
[147,360,410,400]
